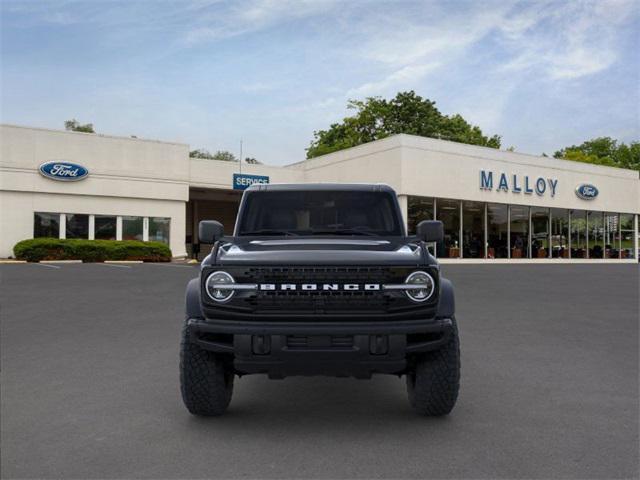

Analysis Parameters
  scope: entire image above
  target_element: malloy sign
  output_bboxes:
[480,170,558,197]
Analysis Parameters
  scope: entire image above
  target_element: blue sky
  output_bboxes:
[2,0,639,165]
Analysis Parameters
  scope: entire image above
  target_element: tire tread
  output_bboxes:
[180,321,233,416]
[407,317,460,416]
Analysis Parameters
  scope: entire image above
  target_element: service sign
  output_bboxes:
[233,173,269,190]
[575,184,598,200]
[39,161,89,182]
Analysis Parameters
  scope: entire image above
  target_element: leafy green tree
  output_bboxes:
[212,150,237,162]
[189,149,238,162]
[306,91,501,158]
[554,137,640,171]
[190,149,215,159]
[64,119,94,133]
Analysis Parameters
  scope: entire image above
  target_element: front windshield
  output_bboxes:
[237,190,403,236]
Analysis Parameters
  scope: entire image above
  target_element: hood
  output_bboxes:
[209,237,428,266]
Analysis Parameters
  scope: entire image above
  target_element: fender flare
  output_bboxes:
[436,277,455,318]
[185,277,204,319]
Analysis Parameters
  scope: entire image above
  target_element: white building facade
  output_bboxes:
[1,124,638,262]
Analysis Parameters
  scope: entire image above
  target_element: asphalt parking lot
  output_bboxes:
[1,263,638,479]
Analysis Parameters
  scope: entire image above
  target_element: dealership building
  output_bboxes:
[1,124,638,262]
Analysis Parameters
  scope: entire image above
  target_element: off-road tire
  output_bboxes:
[180,321,234,416]
[406,316,460,416]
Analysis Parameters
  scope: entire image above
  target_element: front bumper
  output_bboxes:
[187,317,453,378]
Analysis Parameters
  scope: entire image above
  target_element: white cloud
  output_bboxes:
[9,0,635,85]
[359,6,512,67]
[2,0,637,164]
[183,0,341,44]
[347,63,440,97]
[499,0,637,79]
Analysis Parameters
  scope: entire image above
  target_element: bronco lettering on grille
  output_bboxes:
[259,283,381,291]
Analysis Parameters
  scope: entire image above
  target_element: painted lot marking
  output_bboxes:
[95,263,132,269]
[34,263,61,269]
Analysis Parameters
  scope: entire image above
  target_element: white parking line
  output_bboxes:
[35,263,61,269]
[96,263,132,269]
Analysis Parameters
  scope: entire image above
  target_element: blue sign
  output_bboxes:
[480,170,558,197]
[575,184,598,200]
[39,161,89,182]
[233,173,269,190]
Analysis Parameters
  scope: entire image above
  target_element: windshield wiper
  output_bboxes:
[309,228,377,236]
[241,229,299,236]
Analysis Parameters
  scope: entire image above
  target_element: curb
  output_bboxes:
[438,259,639,264]
[40,260,83,264]
[0,259,27,264]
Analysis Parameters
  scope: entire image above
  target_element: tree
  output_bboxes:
[212,150,237,162]
[554,137,640,172]
[64,119,94,133]
[306,91,501,158]
[189,149,215,159]
[189,149,238,162]
[245,157,261,164]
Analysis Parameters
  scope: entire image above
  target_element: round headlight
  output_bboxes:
[205,271,235,303]
[405,271,435,302]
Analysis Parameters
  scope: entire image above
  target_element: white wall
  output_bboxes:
[0,125,189,257]
[294,136,405,189]
[397,134,639,214]
[0,191,186,257]
[291,134,639,215]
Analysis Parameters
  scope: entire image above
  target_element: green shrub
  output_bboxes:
[13,238,172,262]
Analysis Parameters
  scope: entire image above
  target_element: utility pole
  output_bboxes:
[239,139,243,174]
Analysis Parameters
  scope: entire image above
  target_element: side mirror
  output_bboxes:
[199,220,224,244]
[416,220,443,243]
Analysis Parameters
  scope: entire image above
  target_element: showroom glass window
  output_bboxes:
[620,214,636,259]
[603,213,619,259]
[436,199,460,258]
[122,216,143,241]
[34,212,59,238]
[571,210,587,258]
[551,209,570,258]
[531,207,550,258]
[149,217,170,244]
[510,205,529,259]
[95,215,117,240]
[462,201,484,258]
[588,211,604,258]
[65,214,89,239]
[407,196,434,234]
[487,203,508,259]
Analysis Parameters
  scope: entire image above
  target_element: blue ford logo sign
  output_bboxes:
[575,184,598,200]
[39,161,89,182]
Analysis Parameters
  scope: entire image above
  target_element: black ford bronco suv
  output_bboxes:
[181,184,460,416]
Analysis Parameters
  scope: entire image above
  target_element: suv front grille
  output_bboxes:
[228,266,424,314]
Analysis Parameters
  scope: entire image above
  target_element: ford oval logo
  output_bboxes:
[575,184,598,200]
[39,161,89,182]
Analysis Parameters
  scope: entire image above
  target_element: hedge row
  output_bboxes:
[13,238,172,262]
